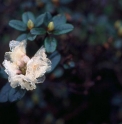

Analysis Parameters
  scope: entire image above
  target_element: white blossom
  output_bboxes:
[2,40,51,90]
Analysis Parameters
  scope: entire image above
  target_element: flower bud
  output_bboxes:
[47,22,54,32]
[27,19,34,30]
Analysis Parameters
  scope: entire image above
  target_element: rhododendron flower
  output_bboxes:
[2,40,51,90]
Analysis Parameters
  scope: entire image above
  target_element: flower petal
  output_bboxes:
[9,40,27,63]
[10,75,36,90]
[36,75,45,84]
[26,47,51,83]
[9,40,20,51]
[2,60,18,77]
[3,40,51,91]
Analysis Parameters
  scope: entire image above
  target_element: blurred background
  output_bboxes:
[1,0,122,123]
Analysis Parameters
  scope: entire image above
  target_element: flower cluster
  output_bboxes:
[3,40,51,90]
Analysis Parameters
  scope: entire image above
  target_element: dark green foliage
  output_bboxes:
[52,14,66,27]
[22,12,35,24]
[1,0,122,123]
[0,83,11,102]
[27,33,37,41]
[9,11,74,50]
[0,67,8,79]
[2,10,74,102]
[44,37,57,53]
[0,83,26,102]
[35,14,45,27]
[8,87,26,102]
[31,28,46,35]
[16,33,27,41]
[53,24,74,35]
[48,51,61,72]
[9,20,27,31]
[43,12,52,26]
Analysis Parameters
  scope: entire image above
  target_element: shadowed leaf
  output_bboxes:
[8,87,26,102]
[9,20,27,31]
[44,37,57,53]
[53,24,74,35]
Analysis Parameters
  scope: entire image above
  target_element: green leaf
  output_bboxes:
[9,20,27,31]
[53,24,74,35]
[53,14,66,27]
[0,83,26,103]
[0,82,11,102]
[8,87,26,102]
[44,12,52,26]
[27,33,37,41]
[44,37,57,53]
[22,11,35,24]
[31,28,46,35]
[16,33,28,41]
[48,51,61,72]
[35,14,45,27]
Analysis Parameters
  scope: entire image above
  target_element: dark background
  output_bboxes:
[0,0,122,124]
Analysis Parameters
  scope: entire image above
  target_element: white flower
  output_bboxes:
[2,40,51,90]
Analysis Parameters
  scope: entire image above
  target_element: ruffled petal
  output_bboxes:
[26,47,51,83]
[9,40,20,51]
[9,40,27,63]
[10,75,36,90]
[2,60,19,77]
